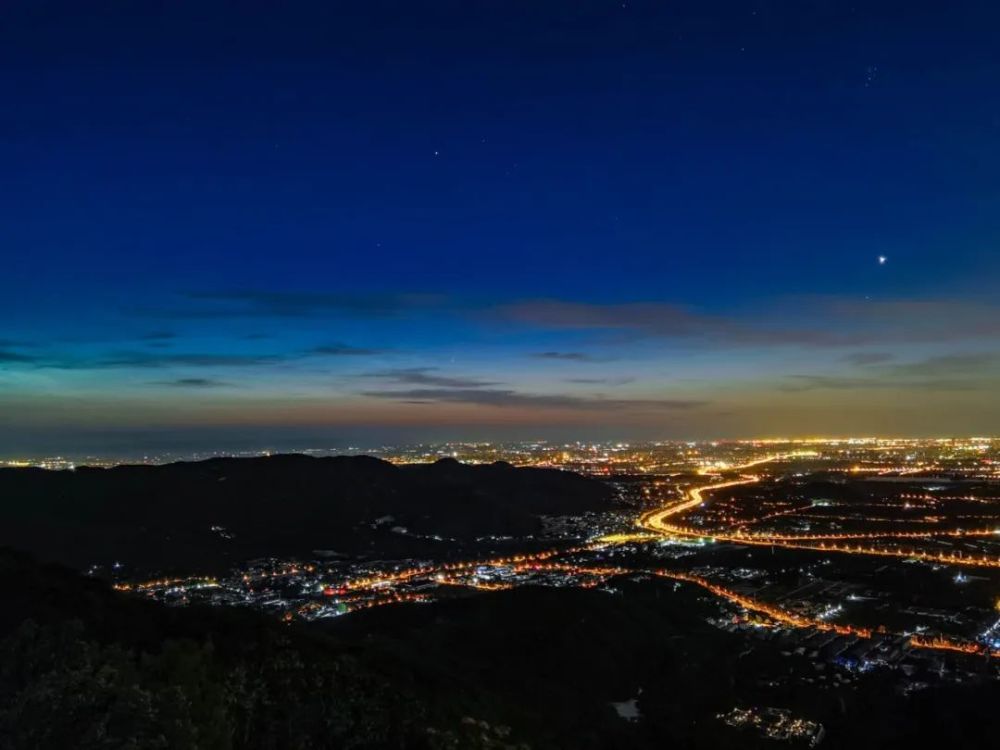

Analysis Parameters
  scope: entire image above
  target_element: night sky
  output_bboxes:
[3,1,1000,455]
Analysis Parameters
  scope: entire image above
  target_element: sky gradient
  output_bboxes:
[3,1,1000,455]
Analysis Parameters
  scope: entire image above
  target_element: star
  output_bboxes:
[878,255,887,265]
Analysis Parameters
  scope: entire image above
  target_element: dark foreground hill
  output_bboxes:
[0,455,612,572]
[0,547,497,750]
[4,549,1000,749]
[0,548,746,750]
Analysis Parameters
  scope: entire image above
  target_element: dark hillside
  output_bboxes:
[0,456,612,572]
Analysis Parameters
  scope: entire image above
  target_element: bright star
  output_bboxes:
[878,255,887,265]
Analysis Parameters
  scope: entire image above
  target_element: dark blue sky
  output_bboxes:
[3,1,1000,455]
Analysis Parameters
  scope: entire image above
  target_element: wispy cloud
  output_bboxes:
[530,351,605,362]
[503,299,875,346]
[779,375,982,392]
[98,352,282,368]
[140,331,176,341]
[830,299,1000,343]
[26,342,385,370]
[151,378,233,388]
[502,297,1000,348]
[149,291,448,319]
[0,350,36,363]
[888,352,999,377]
[843,351,894,366]
[362,386,705,411]
[362,367,499,388]
[310,343,386,356]
[565,376,635,385]
[781,352,1000,392]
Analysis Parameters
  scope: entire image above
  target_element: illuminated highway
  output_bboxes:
[638,454,1000,569]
